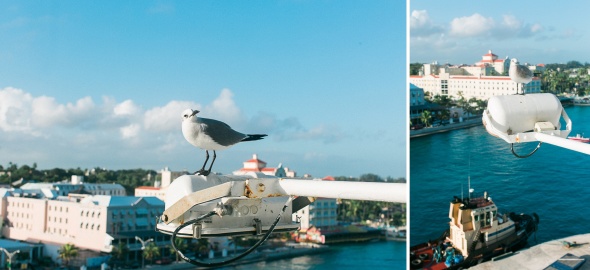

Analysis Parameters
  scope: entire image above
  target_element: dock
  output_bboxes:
[410,117,483,138]
[471,233,590,270]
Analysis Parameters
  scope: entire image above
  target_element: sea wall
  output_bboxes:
[410,117,483,138]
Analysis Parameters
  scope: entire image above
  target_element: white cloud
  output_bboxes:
[410,10,430,29]
[0,86,347,171]
[411,10,550,63]
[410,10,443,37]
[120,124,141,139]
[501,15,521,30]
[0,87,34,133]
[114,100,140,116]
[531,24,543,33]
[449,13,495,37]
[203,88,246,126]
[249,112,344,144]
[143,100,199,133]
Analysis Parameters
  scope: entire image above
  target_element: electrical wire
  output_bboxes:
[170,197,293,267]
[510,141,542,158]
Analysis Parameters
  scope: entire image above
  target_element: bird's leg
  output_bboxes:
[204,151,217,176]
[196,150,210,175]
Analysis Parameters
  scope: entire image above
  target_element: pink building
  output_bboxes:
[0,188,168,267]
[233,154,297,177]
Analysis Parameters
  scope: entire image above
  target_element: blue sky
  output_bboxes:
[0,1,406,179]
[411,0,590,65]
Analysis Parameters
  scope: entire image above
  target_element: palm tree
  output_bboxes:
[342,200,361,222]
[142,242,160,265]
[169,238,188,262]
[193,238,210,258]
[58,243,79,267]
[110,242,129,268]
[420,110,432,127]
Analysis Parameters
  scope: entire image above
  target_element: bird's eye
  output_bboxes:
[183,114,188,118]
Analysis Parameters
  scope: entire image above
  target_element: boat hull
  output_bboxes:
[410,212,538,270]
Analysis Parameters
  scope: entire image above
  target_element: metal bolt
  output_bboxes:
[258,183,265,192]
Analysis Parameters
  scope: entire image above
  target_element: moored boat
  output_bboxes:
[410,191,539,269]
[567,134,590,143]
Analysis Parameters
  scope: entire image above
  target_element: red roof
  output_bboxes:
[135,186,161,190]
[409,75,439,78]
[236,167,276,172]
[450,76,539,81]
[322,176,335,181]
[246,158,266,164]
[478,59,504,63]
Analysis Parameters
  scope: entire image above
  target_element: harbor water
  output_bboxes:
[227,240,406,269]
[410,106,590,247]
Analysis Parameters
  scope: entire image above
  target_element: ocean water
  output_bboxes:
[410,106,590,247]
[228,240,406,269]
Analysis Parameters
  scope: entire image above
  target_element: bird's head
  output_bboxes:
[511,58,519,64]
[182,109,199,120]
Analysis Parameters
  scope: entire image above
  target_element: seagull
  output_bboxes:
[181,109,267,176]
[509,58,533,94]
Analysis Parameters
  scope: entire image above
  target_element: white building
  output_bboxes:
[292,177,338,230]
[295,198,338,230]
[411,50,542,101]
[20,175,126,196]
[135,167,187,201]
[0,187,168,267]
[475,50,509,75]
[233,154,297,177]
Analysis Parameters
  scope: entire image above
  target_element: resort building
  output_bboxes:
[410,50,542,101]
[0,187,168,267]
[293,177,338,231]
[134,167,187,201]
[233,154,297,177]
[20,175,126,196]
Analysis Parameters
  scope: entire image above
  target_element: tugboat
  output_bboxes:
[410,191,539,269]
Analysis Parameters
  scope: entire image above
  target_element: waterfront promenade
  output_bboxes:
[410,117,482,138]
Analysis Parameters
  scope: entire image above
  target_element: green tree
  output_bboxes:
[169,238,188,262]
[110,242,129,268]
[359,174,384,182]
[142,242,160,265]
[420,110,432,127]
[193,238,210,257]
[58,243,79,267]
[409,62,424,75]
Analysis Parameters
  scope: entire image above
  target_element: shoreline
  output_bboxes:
[410,117,483,138]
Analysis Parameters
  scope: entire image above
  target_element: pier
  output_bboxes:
[410,117,483,138]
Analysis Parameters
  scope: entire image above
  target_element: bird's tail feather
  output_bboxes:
[242,134,267,142]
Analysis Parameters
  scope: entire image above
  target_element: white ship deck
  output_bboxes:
[472,233,590,270]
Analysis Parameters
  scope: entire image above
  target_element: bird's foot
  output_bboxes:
[196,169,211,176]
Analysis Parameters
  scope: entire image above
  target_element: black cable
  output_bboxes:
[510,141,542,158]
[171,198,291,267]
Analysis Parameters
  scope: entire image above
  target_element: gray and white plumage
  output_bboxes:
[181,108,266,175]
[509,58,532,84]
[509,58,533,94]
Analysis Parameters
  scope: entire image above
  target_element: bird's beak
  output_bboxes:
[191,109,199,116]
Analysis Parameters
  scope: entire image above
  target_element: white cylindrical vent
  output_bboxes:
[486,93,562,134]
